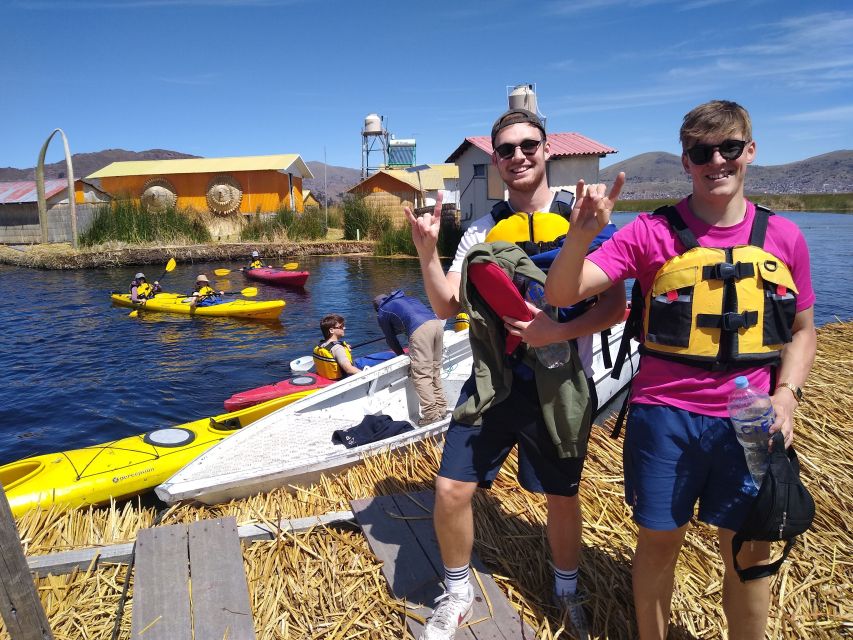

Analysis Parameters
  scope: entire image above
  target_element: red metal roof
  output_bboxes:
[0,180,69,204]
[446,133,617,163]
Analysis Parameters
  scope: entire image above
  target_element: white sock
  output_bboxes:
[444,564,471,598]
[554,566,578,596]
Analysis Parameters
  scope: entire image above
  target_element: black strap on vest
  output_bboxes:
[489,190,575,223]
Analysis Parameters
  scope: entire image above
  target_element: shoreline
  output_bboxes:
[0,240,377,270]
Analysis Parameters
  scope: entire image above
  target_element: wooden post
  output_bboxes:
[0,485,53,640]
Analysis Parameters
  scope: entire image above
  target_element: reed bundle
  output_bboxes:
[3,322,851,639]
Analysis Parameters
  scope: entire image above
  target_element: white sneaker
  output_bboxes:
[418,583,474,640]
[553,590,590,640]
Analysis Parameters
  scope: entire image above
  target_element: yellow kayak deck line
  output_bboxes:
[110,292,285,320]
[0,394,298,517]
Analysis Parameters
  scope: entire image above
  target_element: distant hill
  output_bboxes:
[2,148,850,203]
[303,161,362,205]
[0,149,200,182]
[601,150,853,199]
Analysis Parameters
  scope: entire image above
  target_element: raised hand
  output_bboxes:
[405,191,444,257]
[570,172,626,238]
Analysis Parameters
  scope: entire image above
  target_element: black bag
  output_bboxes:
[732,431,815,581]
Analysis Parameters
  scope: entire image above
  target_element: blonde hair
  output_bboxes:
[680,100,752,150]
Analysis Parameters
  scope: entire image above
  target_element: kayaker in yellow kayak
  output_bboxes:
[130,272,161,303]
[190,274,224,308]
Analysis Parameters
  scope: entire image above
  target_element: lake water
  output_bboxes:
[0,211,850,466]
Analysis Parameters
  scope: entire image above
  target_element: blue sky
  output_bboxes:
[2,0,851,173]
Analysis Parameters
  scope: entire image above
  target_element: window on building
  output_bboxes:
[473,164,486,178]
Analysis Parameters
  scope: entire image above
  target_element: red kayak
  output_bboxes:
[224,372,334,412]
[223,350,399,412]
[243,267,310,287]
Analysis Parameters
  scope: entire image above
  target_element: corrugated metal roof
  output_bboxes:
[86,154,314,180]
[446,134,617,162]
[346,164,458,194]
[0,180,69,204]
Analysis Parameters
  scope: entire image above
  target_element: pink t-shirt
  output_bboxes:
[587,198,815,417]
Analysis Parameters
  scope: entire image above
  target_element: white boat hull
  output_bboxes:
[157,325,638,506]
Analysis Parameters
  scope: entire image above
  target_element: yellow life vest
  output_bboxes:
[137,282,153,298]
[312,340,353,380]
[485,211,569,253]
[640,205,797,370]
[196,285,216,298]
[249,260,264,269]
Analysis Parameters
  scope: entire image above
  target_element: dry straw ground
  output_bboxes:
[3,322,851,639]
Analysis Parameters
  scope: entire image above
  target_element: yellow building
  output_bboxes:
[303,190,321,208]
[346,164,459,227]
[87,154,314,215]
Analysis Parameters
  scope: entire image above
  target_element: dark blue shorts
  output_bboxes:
[438,381,586,497]
[623,403,759,531]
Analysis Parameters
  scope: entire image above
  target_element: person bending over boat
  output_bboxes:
[189,274,224,308]
[247,250,267,270]
[545,100,816,640]
[374,290,447,426]
[405,108,626,640]
[312,314,361,380]
[130,272,161,303]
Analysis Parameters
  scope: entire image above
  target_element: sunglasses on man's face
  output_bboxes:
[494,138,543,160]
[685,139,748,165]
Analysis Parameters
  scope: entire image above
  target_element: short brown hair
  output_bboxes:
[680,100,752,150]
[320,314,345,340]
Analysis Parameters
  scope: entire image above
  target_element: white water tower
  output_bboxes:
[361,113,390,179]
[507,83,546,128]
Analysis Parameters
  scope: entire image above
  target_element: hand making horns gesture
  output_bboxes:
[571,172,626,236]
[405,190,444,255]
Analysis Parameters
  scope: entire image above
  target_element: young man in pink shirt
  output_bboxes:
[545,100,816,639]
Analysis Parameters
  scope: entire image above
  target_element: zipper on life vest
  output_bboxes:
[528,213,535,244]
[780,511,786,539]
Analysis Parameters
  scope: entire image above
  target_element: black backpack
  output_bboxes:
[732,431,815,582]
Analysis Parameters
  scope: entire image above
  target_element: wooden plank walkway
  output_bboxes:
[130,516,255,640]
[351,490,535,639]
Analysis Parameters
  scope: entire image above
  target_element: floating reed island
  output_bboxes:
[3,322,851,639]
[0,240,375,270]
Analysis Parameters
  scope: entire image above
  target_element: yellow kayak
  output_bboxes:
[110,292,284,320]
[0,395,295,517]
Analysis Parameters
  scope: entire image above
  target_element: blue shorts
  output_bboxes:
[438,380,586,497]
[623,404,759,531]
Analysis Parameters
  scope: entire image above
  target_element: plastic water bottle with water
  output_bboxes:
[512,275,572,369]
[727,376,774,488]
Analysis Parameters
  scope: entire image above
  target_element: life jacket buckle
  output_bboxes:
[703,261,754,281]
[720,311,758,331]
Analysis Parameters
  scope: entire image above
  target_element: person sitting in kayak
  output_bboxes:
[190,274,224,307]
[313,314,361,380]
[130,272,161,303]
[247,250,266,270]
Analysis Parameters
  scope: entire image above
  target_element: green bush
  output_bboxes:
[342,195,382,240]
[374,222,416,256]
[79,199,212,246]
[240,207,327,242]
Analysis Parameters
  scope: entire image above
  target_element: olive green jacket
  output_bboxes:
[453,241,592,459]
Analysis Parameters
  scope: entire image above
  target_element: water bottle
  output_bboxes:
[512,275,572,369]
[727,376,774,488]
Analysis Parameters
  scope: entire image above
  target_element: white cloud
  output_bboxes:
[778,105,853,123]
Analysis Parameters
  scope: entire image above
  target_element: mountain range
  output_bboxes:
[2,148,850,202]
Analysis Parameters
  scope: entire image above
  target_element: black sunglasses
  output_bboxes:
[685,139,748,165]
[494,138,543,160]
